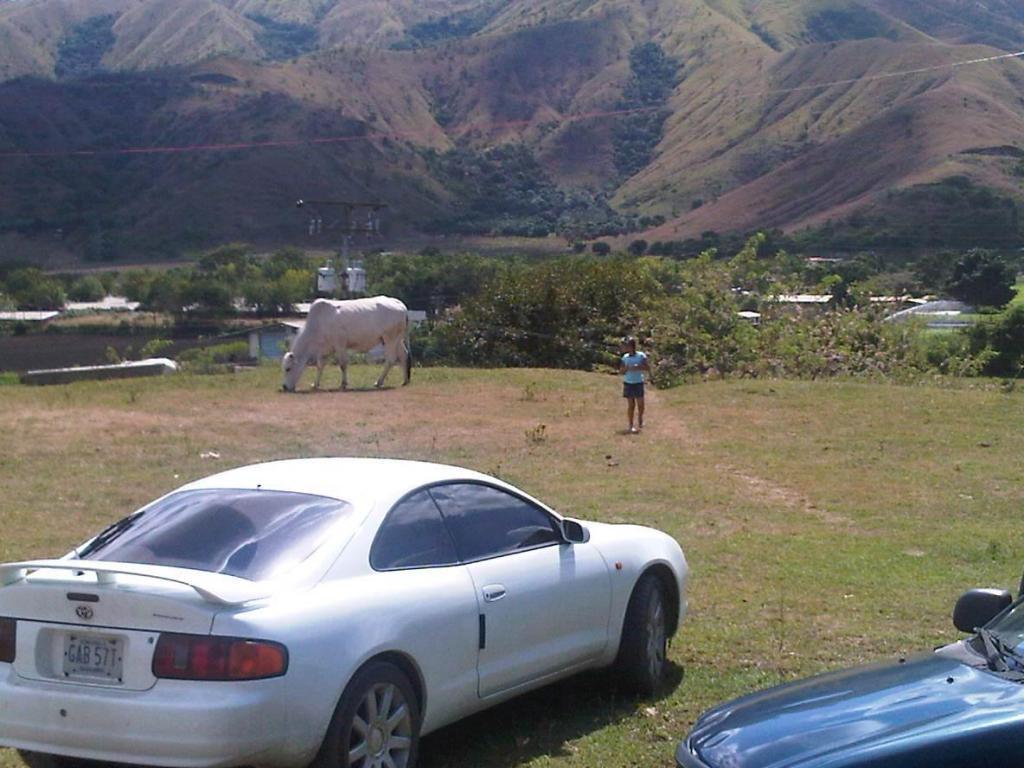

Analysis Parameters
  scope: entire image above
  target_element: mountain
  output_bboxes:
[0,0,1023,261]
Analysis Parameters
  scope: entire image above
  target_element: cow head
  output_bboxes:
[281,352,305,392]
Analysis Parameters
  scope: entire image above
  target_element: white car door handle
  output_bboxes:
[482,585,506,602]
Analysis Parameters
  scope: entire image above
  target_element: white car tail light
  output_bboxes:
[152,633,287,681]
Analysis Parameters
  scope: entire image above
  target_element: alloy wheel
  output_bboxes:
[646,590,667,682]
[347,681,413,768]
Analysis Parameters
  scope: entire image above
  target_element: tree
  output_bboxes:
[121,270,156,303]
[182,277,234,314]
[966,304,1024,377]
[628,239,648,256]
[912,251,954,293]
[144,271,186,314]
[68,276,105,302]
[197,243,251,275]
[591,242,611,255]
[4,268,66,309]
[946,250,1016,308]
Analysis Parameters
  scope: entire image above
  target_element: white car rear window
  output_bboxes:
[79,489,353,581]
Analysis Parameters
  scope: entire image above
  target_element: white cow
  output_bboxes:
[281,296,411,392]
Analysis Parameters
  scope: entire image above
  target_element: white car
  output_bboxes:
[0,458,688,768]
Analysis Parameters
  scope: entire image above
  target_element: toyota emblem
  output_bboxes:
[75,605,94,621]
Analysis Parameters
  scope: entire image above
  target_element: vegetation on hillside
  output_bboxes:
[794,177,1023,252]
[613,43,679,180]
[249,15,318,61]
[805,7,898,43]
[425,144,647,238]
[55,15,115,79]
[0,0,1023,260]
[391,1,504,49]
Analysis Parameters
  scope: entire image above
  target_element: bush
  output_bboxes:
[946,249,1016,309]
[644,254,756,384]
[5,268,65,309]
[442,256,660,369]
[364,251,503,314]
[139,338,174,359]
[628,240,648,256]
[965,304,1024,377]
[68,275,105,302]
[917,330,989,377]
[178,341,250,373]
[751,309,925,380]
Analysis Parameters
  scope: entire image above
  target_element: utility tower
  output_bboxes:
[296,198,387,297]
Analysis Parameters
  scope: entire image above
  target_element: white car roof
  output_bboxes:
[179,457,503,512]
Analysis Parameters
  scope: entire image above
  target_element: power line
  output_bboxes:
[738,48,1024,98]
[0,48,1022,161]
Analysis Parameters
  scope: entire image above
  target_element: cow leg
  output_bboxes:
[376,336,398,388]
[338,350,349,390]
[313,357,325,390]
[398,339,410,386]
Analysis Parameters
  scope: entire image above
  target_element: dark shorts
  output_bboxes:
[623,382,645,399]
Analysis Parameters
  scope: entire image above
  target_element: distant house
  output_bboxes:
[248,321,305,360]
[0,311,60,325]
[64,296,140,313]
[887,300,975,329]
[766,294,835,315]
[772,294,834,306]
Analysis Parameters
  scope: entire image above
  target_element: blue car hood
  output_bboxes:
[684,652,1024,768]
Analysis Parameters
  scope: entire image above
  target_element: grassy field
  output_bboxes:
[1,366,1023,767]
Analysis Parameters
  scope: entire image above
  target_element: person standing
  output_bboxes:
[619,336,649,433]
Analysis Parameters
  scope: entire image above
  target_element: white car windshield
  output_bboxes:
[78,489,353,581]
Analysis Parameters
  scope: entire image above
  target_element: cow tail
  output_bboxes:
[404,315,412,383]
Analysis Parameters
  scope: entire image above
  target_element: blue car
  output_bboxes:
[677,585,1024,767]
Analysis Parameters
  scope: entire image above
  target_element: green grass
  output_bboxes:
[1012,281,1024,307]
[1,368,1023,767]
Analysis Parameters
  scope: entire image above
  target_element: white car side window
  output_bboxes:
[371,490,459,570]
[428,483,561,562]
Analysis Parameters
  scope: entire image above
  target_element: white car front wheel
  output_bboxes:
[615,573,668,695]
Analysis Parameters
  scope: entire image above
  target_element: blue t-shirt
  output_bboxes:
[622,351,647,384]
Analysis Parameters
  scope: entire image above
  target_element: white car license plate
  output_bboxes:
[63,634,124,683]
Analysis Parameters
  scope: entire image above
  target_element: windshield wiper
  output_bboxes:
[76,510,146,558]
[977,628,1024,677]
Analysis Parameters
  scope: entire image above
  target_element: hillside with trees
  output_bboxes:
[0,0,1024,261]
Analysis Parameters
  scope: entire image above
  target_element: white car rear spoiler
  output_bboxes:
[0,559,272,606]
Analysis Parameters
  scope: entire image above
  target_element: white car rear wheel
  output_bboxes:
[314,661,420,768]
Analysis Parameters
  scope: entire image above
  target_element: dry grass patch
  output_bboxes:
[0,368,1022,768]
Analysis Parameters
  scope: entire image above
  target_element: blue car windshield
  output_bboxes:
[78,489,353,581]
[985,603,1024,650]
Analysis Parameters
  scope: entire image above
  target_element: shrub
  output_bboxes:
[139,338,174,359]
[751,308,925,380]
[946,249,1016,309]
[965,304,1024,377]
[178,341,250,373]
[628,240,648,256]
[5,268,66,309]
[68,276,105,302]
[443,256,660,369]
